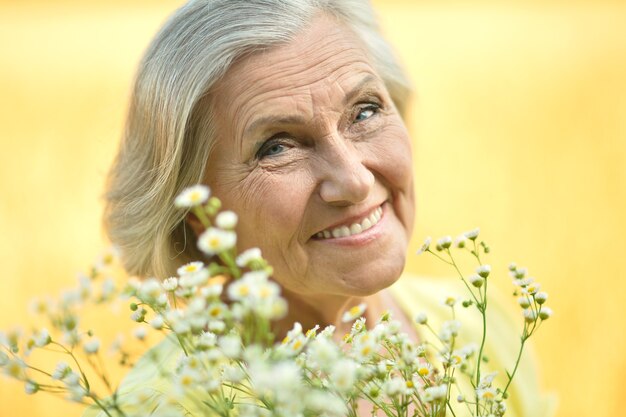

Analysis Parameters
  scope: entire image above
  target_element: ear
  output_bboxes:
[186,211,205,238]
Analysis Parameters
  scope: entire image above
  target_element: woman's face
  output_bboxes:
[205,15,415,298]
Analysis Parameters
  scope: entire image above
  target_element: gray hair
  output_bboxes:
[104,0,411,278]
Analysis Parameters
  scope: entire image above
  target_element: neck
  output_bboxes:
[272,287,388,341]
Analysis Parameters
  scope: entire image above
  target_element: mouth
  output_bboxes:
[312,204,384,240]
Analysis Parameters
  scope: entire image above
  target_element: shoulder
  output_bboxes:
[390,273,557,417]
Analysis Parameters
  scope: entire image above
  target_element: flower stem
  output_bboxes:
[502,334,528,396]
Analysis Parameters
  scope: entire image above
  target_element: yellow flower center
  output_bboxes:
[180,375,194,386]
[482,391,495,400]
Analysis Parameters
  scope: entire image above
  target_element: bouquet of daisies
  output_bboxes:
[0,185,552,417]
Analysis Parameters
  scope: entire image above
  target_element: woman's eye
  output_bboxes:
[265,143,285,156]
[354,104,379,122]
[256,139,289,159]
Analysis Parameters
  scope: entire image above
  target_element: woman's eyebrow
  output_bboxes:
[243,74,380,139]
[244,114,307,139]
[342,74,379,106]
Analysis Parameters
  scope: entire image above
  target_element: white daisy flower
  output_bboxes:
[416,236,432,255]
[24,380,39,395]
[415,312,428,325]
[341,303,367,323]
[177,261,204,276]
[439,320,461,342]
[138,278,164,302]
[133,327,148,341]
[443,295,458,307]
[416,363,433,377]
[476,264,491,278]
[476,386,498,402]
[228,280,253,302]
[422,384,448,402]
[523,309,538,323]
[63,371,81,386]
[162,277,178,291]
[236,247,263,268]
[464,227,480,240]
[455,235,468,248]
[83,338,100,354]
[539,307,553,320]
[197,227,237,255]
[479,371,498,387]
[437,235,452,249]
[34,328,51,347]
[329,359,357,392]
[51,362,71,380]
[469,274,484,288]
[67,384,87,402]
[4,358,26,379]
[383,376,405,396]
[534,291,548,304]
[219,334,242,358]
[179,269,209,288]
[215,210,238,229]
[149,315,164,330]
[174,185,210,208]
[197,332,217,349]
[518,296,531,309]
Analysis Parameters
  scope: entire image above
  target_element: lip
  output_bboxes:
[310,202,388,246]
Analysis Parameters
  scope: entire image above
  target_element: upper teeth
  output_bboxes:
[315,206,383,239]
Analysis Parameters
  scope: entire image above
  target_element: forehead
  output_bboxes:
[211,14,381,138]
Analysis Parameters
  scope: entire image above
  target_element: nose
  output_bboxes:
[318,139,375,205]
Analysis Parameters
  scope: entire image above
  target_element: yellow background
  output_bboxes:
[1,0,625,416]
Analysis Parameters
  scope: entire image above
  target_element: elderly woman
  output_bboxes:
[93,0,553,416]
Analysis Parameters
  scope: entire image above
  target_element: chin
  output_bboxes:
[342,254,406,297]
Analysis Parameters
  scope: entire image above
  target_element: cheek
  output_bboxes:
[366,122,414,191]
[222,169,313,254]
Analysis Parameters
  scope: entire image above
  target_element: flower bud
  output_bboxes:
[215,211,238,229]
[24,381,39,395]
[83,338,100,354]
[415,312,428,325]
[149,316,164,330]
[464,228,480,241]
[437,236,452,249]
[416,237,431,255]
[469,274,484,288]
[523,309,537,323]
[517,297,531,309]
[539,307,553,320]
[534,292,548,304]
[476,265,491,278]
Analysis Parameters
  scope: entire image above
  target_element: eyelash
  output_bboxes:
[255,101,382,160]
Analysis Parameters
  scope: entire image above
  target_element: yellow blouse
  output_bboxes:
[84,275,556,417]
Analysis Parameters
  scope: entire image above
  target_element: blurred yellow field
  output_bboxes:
[1,1,625,416]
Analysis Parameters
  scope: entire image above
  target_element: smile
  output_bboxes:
[313,206,383,239]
